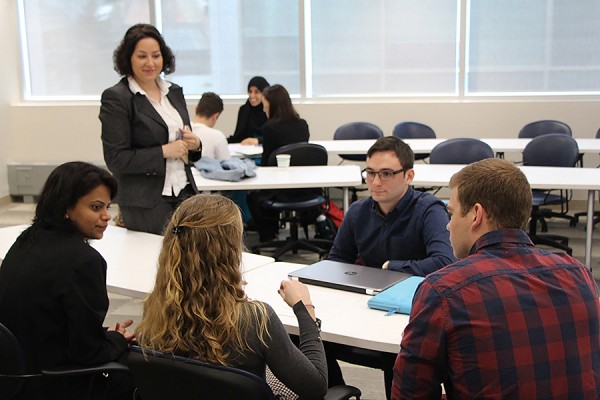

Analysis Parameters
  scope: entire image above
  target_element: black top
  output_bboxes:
[260,118,310,166]
[228,100,268,144]
[0,226,128,399]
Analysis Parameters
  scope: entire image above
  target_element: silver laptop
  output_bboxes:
[288,260,412,295]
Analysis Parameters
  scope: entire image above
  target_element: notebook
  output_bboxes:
[367,276,425,315]
[288,260,412,295]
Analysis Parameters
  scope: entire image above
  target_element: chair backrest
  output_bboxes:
[596,127,600,138]
[0,322,28,399]
[518,120,572,138]
[522,133,579,167]
[123,346,275,400]
[333,122,384,161]
[392,121,436,139]
[268,143,328,167]
[429,138,495,164]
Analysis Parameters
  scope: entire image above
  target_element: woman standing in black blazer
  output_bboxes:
[0,162,133,400]
[100,24,201,235]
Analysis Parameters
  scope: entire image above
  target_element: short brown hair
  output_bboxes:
[449,158,532,230]
[195,92,224,118]
[367,136,414,169]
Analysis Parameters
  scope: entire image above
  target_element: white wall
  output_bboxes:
[3,5,600,199]
[0,1,20,198]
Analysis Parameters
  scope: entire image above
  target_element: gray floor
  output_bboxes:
[1,199,599,400]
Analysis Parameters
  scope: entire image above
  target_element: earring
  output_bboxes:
[65,214,69,219]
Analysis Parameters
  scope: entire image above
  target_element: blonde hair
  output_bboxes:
[135,194,269,364]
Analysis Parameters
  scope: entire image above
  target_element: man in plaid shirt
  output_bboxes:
[392,158,600,399]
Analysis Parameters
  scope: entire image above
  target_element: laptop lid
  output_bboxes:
[288,260,412,295]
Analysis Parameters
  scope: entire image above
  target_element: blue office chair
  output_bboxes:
[518,120,572,138]
[122,345,361,400]
[0,322,129,400]
[253,143,335,260]
[333,122,384,202]
[392,121,436,161]
[523,134,580,255]
[429,138,495,164]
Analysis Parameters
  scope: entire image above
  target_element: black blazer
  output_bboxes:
[99,77,199,208]
[0,226,127,398]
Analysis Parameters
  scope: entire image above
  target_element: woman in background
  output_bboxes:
[0,162,134,400]
[100,23,201,235]
[228,76,270,145]
[135,194,327,399]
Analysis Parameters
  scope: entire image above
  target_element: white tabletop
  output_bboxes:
[311,138,600,155]
[243,262,407,353]
[0,225,275,299]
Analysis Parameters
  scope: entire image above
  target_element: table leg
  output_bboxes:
[585,190,596,270]
[343,188,350,211]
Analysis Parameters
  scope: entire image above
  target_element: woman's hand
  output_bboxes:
[278,280,316,319]
[108,319,135,343]
[181,125,201,151]
[162,140,188,159]
[241,137,259,146]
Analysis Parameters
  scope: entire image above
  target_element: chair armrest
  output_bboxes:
[41,361,129,377]
[325,384,362,400]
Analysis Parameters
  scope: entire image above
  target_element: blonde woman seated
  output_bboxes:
[135,194,327,398]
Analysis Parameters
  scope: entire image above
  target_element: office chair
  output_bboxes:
[522,134,580,255]
[518,120,572,138]
[252,143,335,260]
[392,121,436,161]
[122,345,361,400]
[333,122,384,202]
[429,137,495,164]
[573,127,600,227]
[0,322,129,400]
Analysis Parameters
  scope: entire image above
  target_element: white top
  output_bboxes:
[191,122,231,160]
[128,76,188,197]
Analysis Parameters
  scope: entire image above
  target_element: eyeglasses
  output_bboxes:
[362,168,407,181]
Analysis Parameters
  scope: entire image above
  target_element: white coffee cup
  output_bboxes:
[276,154,291,168]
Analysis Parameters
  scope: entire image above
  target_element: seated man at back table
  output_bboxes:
[325,136,455,399]
[393,158,600,399]
[191,92,230,160]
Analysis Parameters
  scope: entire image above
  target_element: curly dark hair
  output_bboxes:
[113,23,176,77]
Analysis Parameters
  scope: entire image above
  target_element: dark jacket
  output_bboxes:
[99,77,199,208]
[260,118,310,166]
[0,226,128,399]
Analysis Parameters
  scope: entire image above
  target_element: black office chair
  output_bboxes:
[392,121,436,161]
[523,134,580,255]
[573,127,600,227]
[429,137,495,164]
[122,345,361,400]
[0,322,129,400]
[333,122,384,202]
[252,143,335,260]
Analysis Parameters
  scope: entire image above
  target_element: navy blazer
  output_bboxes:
[99,77,199,208]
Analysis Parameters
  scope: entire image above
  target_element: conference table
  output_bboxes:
[192,164,362,211]
[310,138,600,157]
[0,224,404,354]
[411,164,600,269]
[0,225,276,298]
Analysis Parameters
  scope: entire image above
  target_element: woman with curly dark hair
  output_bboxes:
[100,23,202,235]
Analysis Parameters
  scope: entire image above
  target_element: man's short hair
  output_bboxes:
[196,92,224,118]
[449,158,532,230]
[367,136,414,169]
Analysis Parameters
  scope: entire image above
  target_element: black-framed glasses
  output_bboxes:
[362,168,407,181]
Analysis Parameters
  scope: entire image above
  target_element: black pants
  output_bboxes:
[120,185,196,235]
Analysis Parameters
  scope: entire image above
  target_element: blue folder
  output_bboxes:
[367,276,425,316]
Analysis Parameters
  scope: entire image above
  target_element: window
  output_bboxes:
[466,0,600,94]
[309,0,459,97]
[18,0,600,99]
